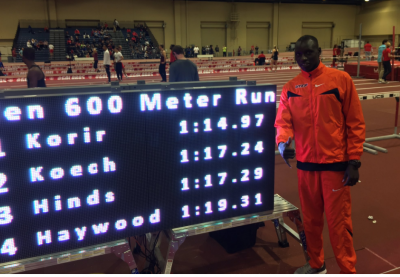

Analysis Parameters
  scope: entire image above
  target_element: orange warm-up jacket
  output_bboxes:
[275,62,365,170]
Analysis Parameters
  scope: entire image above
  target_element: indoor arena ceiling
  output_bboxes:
[187,0,383,5]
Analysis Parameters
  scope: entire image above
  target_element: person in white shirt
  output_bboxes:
[118,45,128,78]
[49,44,54,59]
[114,47,124,81]
[193,46,199,57]
[113,19,119,33]
[102,44,111,83]
[27,40,32,48]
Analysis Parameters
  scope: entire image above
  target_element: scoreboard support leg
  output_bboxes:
[111,241,139,273]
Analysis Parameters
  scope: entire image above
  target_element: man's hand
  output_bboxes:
[278,137,296,168]
[342,164,359,186]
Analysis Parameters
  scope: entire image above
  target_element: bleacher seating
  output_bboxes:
[121,28,158,59]
[15,28,50,62]
[13,26,159,62]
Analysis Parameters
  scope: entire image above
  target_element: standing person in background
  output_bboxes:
[209,45,214,56]
[193,45,199,57]
[22,48,46,88]
[118,45,128,78]
[332,44,338,68]
[159,44,167,82]
[364,41,372,61]
[49,44,54,59]
[206,45,210,54]
[169,45,199,82]
[114,46,123,81]
[382,41,394,84]
[215,45,219,57]
[170,44,176,65]
[271,46,279,73]
[12,48,17,63]
[103,44,111,83]
[237,46,242,56]
[223,46,227,57]
[19,47,24,59]
[377,39,388,83]
[255,45,259,55]
[113,19,119,33]
[93,48,100,73]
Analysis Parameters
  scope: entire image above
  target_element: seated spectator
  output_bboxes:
[127,28,131,34]
[75,35,79,42]
[91,29,95,36]
[67,38,72,45]
[104,22,108,29]
[83,32,90,39]
[43,40,48,48]
[133,31,138,37]
[65,31,70,38]
[19,47,24,58]
[75,29,80,36]
[27,40,32,48]
[257,51,266,65]
[44,26,49,33]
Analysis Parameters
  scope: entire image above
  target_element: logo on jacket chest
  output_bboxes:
[295,84,308,89]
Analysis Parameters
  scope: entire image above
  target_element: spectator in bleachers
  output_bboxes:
[28,25,35,34]
[133,31,138,38]
[49,44,54,58]
[127,28,131,34]
[83,32,90,39]
[193,45,199,57]
[27,40,32,48]
[19,48,24,58]
[91,29,95,36]
[113,19,119,33]
[44,26,49,33]
[12,48,17,63]
[75,35,79,42]
[23,48,46,88]
[210,45,214,56]
[0,59,6,76]
[104,22,109,30]
[97,22,102,30]
[75,29,80,36]
[206,45,210,54]
[43,40,48,48]
[215,45,219,57]
[67,37,72,45]
[237,46,242,56]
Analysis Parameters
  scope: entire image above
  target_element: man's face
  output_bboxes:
[295,39,321,72]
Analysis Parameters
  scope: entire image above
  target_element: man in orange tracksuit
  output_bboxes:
[275,35,365,274]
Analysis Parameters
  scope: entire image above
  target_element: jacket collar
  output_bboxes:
[301,61,325,79]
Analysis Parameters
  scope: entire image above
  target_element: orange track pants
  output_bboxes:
[297,170,357,274]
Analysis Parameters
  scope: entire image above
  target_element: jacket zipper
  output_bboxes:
[309,75,319,163]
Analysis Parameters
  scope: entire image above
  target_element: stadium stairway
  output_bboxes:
[49,29,66,61]
[114,30,132,59]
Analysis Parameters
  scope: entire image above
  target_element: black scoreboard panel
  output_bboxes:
[0,84,276,263]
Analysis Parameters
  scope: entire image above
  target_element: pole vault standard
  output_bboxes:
[357,24,362,78]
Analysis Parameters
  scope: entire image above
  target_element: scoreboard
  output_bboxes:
[0,84,276,263]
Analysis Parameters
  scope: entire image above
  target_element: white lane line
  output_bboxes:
[381,266,400,274]
[364,248,398,269]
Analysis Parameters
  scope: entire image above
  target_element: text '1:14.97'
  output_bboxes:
[179,114,264,134]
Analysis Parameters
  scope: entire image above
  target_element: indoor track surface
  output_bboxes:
[8,68,400,274]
